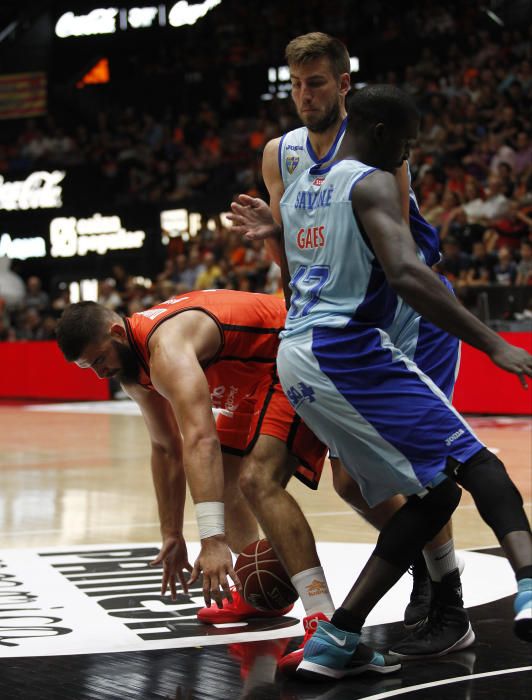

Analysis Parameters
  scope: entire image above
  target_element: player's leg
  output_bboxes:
[278,325,480,678]
[451,447,532,642]
[222,452,260,554]
[387,294,469,647]
[331,457,463,633]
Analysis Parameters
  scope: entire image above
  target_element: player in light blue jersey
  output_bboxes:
[233,84,532,679]
[231,32,473,668]
[230,33,476,670]
[282,84,532,679]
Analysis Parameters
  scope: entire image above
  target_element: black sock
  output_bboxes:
[330,607,364,635]
[516,565,532,581]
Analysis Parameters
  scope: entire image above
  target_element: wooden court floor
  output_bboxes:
[0,402,531,700]
[0,405,530,551]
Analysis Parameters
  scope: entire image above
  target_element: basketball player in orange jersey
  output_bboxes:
[56,291,324,612]
[57,291,401,675]
[228,32,470,668]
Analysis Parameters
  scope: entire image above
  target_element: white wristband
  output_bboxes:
[195,501,225,540]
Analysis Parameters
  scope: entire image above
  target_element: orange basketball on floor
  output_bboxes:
[234,539,298,611]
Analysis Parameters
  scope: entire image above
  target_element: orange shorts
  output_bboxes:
[216,379,327,490]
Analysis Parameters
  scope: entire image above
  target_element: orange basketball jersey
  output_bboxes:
[124,289,286,411]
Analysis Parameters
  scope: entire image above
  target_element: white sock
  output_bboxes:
[423,539,458,582]
[290,566,335,618]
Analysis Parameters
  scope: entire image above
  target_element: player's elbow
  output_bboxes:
[385,261,422,298]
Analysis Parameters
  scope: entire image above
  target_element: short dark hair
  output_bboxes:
[285,32,350,78]
[348,84,419,130]
[56,301,114,361]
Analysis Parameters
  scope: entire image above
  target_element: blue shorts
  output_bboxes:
[388,276,459,400]
[278,321,483,507]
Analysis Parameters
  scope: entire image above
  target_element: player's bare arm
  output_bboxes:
[262,137,284,263]
[148,311,241,606]
[125,382,192,599]
[353,171,532,386]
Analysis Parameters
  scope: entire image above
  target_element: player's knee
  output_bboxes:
[332,463,366,512]
[238,458,280,504]
[374,477,461,569]
[452,448,530,539]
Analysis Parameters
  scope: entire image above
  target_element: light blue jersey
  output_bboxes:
[278,119,348,189]
[277,157,482,505]
[281,159,397,337]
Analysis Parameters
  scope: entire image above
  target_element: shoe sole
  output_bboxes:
[296,659,401,681]
[514,609,532,643]
[389,623,476,659]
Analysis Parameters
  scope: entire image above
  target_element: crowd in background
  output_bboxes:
[0,0,531,341]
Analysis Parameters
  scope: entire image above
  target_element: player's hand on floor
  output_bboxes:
[189,534,241,608]
[150,534,193,599]
[490,342,532,388]
[227,194,281,241]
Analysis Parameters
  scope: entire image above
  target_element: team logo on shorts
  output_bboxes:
[286,381,315,409]
[286,156,299,174]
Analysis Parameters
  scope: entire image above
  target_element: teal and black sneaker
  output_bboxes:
[514,577,532,642]
[296,620,401,681]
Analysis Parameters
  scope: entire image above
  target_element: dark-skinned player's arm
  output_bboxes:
[125,382,191,600]
[148,313,240,607]
[353,170,532,387]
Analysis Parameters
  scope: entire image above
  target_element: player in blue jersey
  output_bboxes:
[260,84,532,679]
[230,33,470,668]
[232,84,532,677]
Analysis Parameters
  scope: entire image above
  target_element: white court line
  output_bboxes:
[360,666,532,700]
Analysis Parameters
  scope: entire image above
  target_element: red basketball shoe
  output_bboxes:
[229,638,290,679]
[197,589,294,624]
[277,611,329,675]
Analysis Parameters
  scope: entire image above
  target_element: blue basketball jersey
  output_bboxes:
[281,158,443,338]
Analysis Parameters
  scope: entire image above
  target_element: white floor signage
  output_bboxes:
[0,542,516,658]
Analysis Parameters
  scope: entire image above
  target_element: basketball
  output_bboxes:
[234,539,298,611]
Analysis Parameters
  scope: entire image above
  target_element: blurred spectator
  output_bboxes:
[16,308,43,340]
[195,252,223,290]
[438,236,471,285]
[51,284,71,314]
[493,247,518,286]
[24,276,49,313]
[98,278,123,311]
[461,174,510,224]
[464,241,498,286]
[516,241,532,285]
[0,258,25,311]
[513,132,532,176]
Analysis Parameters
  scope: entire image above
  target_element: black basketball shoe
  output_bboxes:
[403,556,431,629]
[390,569,475,658]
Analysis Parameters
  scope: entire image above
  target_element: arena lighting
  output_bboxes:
[168,0,221,27]
[55,6,162,37]
[0,233,46,260]
[69,279,98,302]
[50,214,146,258]
[0,171,65,211]
[55,9,119,38]
[264,57,359,100]
[160,208,230,244]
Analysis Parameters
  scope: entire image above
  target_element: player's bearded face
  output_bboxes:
[303,98,341,134]
[290,58,346,134]
[113,340,140,384]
